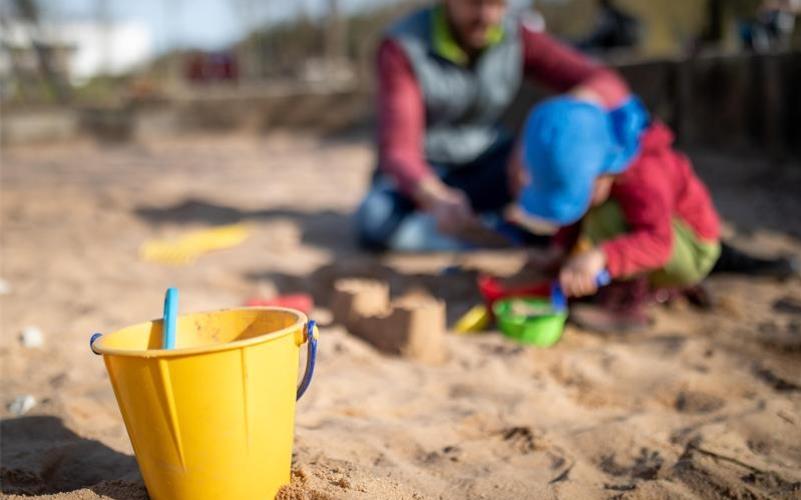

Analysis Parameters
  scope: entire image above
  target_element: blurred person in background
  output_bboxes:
[577,0,642,53]
[740,0,801,51]
[355,0,631,252]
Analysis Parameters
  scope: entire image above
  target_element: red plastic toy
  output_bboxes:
[477,275,550,307]
[244,294,314,315]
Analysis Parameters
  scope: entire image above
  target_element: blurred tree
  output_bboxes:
[325,0,347,65]
[11,0,70,102]
[95,0,111,76]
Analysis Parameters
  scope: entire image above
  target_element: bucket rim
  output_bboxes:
[92,306,309,358]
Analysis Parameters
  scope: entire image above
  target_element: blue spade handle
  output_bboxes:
[596,269,612,287]
[551,270,611,312]
[163,288,178,349]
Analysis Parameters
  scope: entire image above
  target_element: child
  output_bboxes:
[516,96,721,332]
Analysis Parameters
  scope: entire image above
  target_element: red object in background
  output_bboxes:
[212,52,238,82]
[185,51,239,84]
[187,52,206,82]
[244,294,314,315]
[477,275,550,308]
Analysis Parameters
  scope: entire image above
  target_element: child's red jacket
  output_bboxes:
[555,122,720,278]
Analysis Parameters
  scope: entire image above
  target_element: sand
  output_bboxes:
[1,133,800,499]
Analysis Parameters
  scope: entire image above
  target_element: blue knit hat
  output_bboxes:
[518,96,649,226]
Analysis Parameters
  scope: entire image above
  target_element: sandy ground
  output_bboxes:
[1,133,800,499]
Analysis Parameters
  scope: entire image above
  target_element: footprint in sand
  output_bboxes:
[758,320,801,352]
[419,446,462,464]
[478,342,525,356]
[499,426,539,454]
[599,447,664,481]
[675,390,726,414]
[751,363,801,393]
[644,334,688,357]
[442,445,461,462]
[772,296,801,316]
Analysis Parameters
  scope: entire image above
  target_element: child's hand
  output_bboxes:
[559,248,606,297]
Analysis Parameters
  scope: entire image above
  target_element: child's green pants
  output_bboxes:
[581,201,720,287]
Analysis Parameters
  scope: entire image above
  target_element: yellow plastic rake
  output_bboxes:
[140,223,250,265]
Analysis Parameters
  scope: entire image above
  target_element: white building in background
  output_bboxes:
[60,21,153,82]
[0,19,153,86]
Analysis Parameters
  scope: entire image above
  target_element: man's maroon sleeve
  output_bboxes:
[376,39,434,196]
[521,27,630,109]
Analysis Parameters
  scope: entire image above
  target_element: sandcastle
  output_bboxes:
[331,279,445,363]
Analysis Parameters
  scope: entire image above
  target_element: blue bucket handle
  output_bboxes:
[90,320,319,400]
[90,332,102,355]
[296,320,318,401]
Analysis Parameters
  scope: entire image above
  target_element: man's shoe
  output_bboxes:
[713,242,800,280]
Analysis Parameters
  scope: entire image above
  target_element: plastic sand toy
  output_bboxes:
[493,297,568,347]
[485,271,611,347]
[139,224,250,265]
[454,304,491,334]
[90,292,318,500]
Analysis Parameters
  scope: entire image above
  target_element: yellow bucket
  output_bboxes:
[89,307,318,500]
